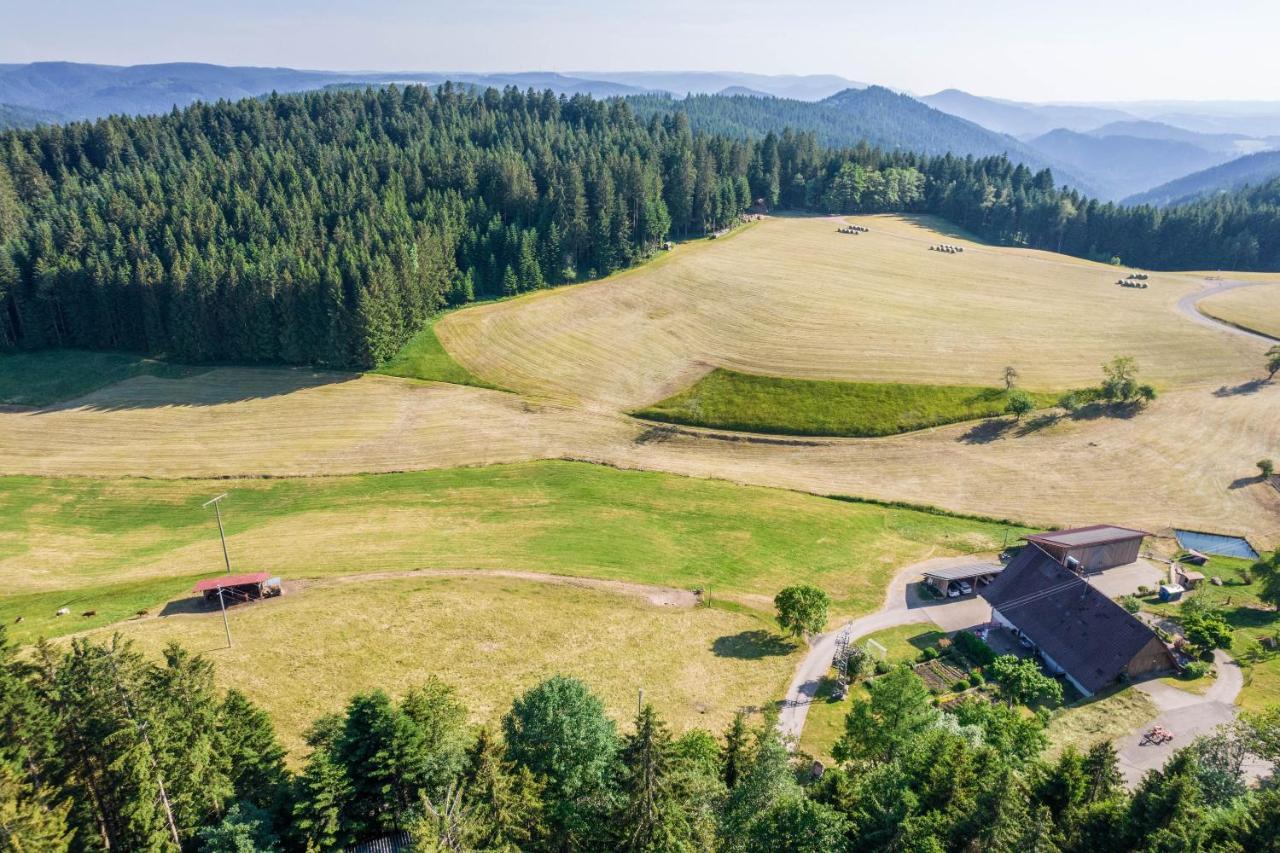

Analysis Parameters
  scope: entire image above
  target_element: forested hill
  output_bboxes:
[627,87,1102,196]
[2,84,1279,369]
[1124,149,1280,207]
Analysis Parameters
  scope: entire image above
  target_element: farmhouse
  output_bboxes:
[1022,524,1150,572]
[980,546,1175,696]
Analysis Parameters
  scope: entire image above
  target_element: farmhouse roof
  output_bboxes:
[980,546,1163,694]
[193,572,271,592]
[1023,524,1151,549]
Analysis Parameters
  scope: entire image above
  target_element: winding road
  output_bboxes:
[1176,277,1280,344]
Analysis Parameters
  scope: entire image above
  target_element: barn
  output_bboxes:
[1022,524,1150,572]
[981,546,1174,696]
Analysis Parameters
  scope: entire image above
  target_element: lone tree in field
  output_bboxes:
[1004,389,1034,421]
[1100,355,1157,406]
[1259,459,1275,481]
[1002,366,1019,390]
[774,585,830,641]
[1268,346,1280,380]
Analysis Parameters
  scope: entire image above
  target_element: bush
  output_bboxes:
[1120,595,1141,614]
[951,679,970,693]
[874,659,892,676]
[969,671,985,688]
[1182,661,1209,679]
[920,647,939,662]
[953,630,997,667]
[1137,585,1151,596]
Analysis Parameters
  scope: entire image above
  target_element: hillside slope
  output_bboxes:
[1027,129,1229,199]
[1124,150,1280,206]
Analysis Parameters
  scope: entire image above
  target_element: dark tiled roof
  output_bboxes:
[1023,524,1150,549]
[980,546,1164,693]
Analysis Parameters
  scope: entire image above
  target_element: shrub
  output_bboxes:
[1120,595,1141,614]
[1182,661,1209,679]
[953,630,997,667]
[921,647,939,662]
[874,659,892,676]
[969,671,985,688]
[951,679,970,693]
[1258,459,1274,480]
[1137,585,1151,596]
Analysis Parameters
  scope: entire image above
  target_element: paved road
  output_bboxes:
[777,556,982,742]
[1117,650,1271,786]
[1176,278,1280,344]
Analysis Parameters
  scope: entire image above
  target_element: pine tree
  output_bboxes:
[217,689,290,814]
[292,746,350,852]
[0,759,73,853]
[335,690,432,834]
[459,728,547,852]
[721,711,750,790]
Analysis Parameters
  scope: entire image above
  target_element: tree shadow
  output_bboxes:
[711,630,797,659]
[957,418,1012,445]
[962,388,1006,405]
[35,366,360,413]
[1229,476,1266,490]
[1067,401,1145,422]
[1014,412,1062,436]
[1214,379,1269,397]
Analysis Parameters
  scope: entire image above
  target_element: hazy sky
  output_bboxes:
[4,0,1277,102]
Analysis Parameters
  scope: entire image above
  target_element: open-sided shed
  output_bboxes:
[1022,525,1150,572]
[193,572,279,604]
[921,562,1004,596]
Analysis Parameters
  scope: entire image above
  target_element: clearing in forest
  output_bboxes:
[0,460,1023,642]
[436,214,1263,410]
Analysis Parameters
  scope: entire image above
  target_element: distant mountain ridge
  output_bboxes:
[627,86,1104,197]
[1027,128,1231,200]
[1123,150,1280,207]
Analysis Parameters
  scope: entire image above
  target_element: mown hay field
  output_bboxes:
[436,214,1263,409]
[0,460,1023,642]
[1198,281,1280,339]
[81,574,800,757]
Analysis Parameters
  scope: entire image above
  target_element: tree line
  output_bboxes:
[1,84,1277,370]
[4,627,1278,851]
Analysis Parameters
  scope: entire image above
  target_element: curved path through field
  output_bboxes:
[777,556,977,741]
[1178,278,1280,343]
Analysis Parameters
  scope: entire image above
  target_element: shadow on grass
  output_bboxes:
[1214,379,1269,397]
[1229,475,1267,490]
[711,630,796,659]
[1014,412,1062,436]
[957,418,1013,444]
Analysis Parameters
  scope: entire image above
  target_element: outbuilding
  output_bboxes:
[193,572,281,604]
[922,562,1004,597]
[1022,524,1150,572]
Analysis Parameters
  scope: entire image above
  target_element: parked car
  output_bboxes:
[947,586,962,598]
[957,580,973,595]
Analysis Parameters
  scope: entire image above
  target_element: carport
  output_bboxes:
[922,562,1003,597]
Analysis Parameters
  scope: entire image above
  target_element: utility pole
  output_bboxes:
[203,493,231,574]
[217,587,232,649]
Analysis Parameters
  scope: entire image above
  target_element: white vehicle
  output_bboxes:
[957,580,973,595]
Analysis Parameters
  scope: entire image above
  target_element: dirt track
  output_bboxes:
[1177,278,1280,343]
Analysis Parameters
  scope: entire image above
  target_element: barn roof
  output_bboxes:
[193,572,271,592]
[980,546,1166,694]
[1023,524,1151,549]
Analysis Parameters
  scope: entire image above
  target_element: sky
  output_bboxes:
[3,0,1278,103]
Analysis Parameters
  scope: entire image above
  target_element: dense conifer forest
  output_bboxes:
[1,84,1278,369]
[3,628,1278,851]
